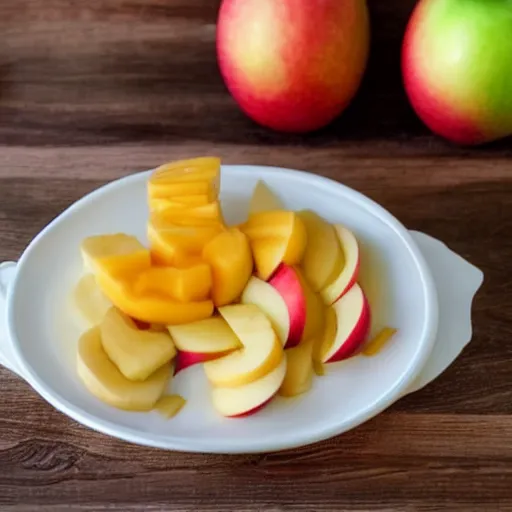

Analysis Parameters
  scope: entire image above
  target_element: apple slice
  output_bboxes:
[168,316,242,373]
[241,276,289,345]
[100,308,176,381]
[241,268,305,348]
[320,225,360,305]
[321,283,370,363]
[72,274,113,325]
[211,356,287,417]
[268,265,306,348]
[203,304,283,387]
[279,338,314,397]
[77,327,170,411]
[168,317,241,354]
[81,234,151,277]
[249,180,284,214]
[298,210,343,292]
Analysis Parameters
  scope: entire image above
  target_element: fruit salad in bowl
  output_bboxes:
[2,157,443,452]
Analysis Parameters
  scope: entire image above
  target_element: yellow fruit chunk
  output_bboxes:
[298,210,344,292]
[241,211,307,280]
[134,264,212,302]
[150,157,220,184]
[202,228,253,306]
[95,268,214,325]
[147,217,223,267]
[72,274,113,325]
[204,304,284,388]
[77,327,170,411]
[156,201,223,223]
[279,338,314,397]
[100,308,176,381]
[249,180,284,215]
[81,234,151,277]
[149,195,211,212]
[148,157,220,200]
[154,394,187,419]
[168,316,241,353]
[362,327,397,356]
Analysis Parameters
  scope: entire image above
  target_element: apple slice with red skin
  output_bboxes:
[174,350,229,375]
[241,265,306,348]
[168,317,241,374]
[321,225,360,305]
[211,356,287,418]
[321,283,371,363]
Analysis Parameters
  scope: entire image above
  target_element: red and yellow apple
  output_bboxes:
[321,283,370,363]
[402,0,512,145]
[217,0,370,133]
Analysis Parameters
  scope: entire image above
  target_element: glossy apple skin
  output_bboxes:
[217,0,370,133]
[268,264,306,348]
[174,351,227,375]
[325,292,371,363]
[228,396,274,418]
[402,0,512,145]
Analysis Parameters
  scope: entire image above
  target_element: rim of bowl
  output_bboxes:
[6,165,439,453]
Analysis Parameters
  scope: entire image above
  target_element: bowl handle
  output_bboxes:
[0,261,27,379]
[403,231,484,396]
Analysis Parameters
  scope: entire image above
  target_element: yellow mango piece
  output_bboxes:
[149,195,211,211]
[147,217,223,267]
[133,264,212,302]
[316,306,338,362]
[313,360,326,377]
[155,201,225,227]
[77,327,170,412]
[202,228,253,307]
[154,394,187,419]
[81,234,151,277]
[149,157,220,184]
[72,274,113,325]
[295,267,325,343]
[100,308,176,381]
[95,267,214,325]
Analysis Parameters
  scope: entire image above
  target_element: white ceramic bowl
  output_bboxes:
[0,165,451,452]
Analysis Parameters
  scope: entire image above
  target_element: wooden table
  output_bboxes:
[1,1,511,510]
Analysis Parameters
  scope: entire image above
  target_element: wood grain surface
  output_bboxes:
[0,1,511,510]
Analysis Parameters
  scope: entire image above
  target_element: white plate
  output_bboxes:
[0,165,482,453]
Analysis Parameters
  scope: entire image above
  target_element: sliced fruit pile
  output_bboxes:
[73,156,396,419]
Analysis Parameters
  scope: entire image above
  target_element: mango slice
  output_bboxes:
[95,268,214,325]
[154,394,187,419]
[133,264,212,303]
[202,228,253,306]
[77,327,170,411]
[81,234,151,277]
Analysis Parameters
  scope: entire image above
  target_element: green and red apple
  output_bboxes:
[217,0,370,133]
[402,0,512,145]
